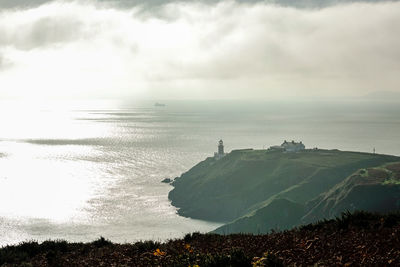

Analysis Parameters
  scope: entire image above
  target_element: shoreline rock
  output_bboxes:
[161,178,173,184]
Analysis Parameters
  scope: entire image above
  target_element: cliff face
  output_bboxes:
[169,149,400,233]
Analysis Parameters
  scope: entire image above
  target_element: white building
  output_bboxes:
[281,140,305,152]
[269,140,305,152]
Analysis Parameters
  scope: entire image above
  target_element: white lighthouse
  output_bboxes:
[218,140,224,154]
[214,139,226,160]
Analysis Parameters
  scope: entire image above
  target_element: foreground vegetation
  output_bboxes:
[1,211,399,266]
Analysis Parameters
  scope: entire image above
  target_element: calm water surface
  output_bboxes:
[0,100,399,245]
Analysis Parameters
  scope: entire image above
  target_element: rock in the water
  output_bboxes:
[161,178,173,184]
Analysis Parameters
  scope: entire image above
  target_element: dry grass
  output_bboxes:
[1,211,399,266]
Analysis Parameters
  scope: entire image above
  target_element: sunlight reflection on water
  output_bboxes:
[0,103,223,245]
[1,100,400,245]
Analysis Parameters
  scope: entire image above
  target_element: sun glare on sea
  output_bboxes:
[0,100,117,222]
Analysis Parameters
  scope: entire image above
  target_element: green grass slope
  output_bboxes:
[169,149,400,224]
[215,161,400,235]
[302,162,400,223]
[213,198,305,234]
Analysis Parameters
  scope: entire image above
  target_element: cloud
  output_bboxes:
[0,53,12,70]
[0,54,4,69]
[0,0,398,10]
[0,0,399,100]
[0,0,49,9]
[0,16,85,50]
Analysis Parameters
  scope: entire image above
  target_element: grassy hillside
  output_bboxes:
[216,161,400,234]
[214,198,305,235]
[169,149,399,225]
[303,162,400,223]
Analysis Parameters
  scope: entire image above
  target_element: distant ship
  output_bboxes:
[154,102,166,107]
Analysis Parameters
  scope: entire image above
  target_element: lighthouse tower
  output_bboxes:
[214,139,226,160]
[218,139,224,155]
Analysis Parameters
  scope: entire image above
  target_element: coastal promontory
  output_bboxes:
[169,148,400,234]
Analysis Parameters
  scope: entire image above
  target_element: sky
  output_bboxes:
[0,0,399,101]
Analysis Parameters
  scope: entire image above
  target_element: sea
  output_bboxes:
[0,99,400,246]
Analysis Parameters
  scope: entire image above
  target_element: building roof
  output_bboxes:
[282,140,304,147]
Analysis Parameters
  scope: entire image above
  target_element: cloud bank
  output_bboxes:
[0,0,398,10]
[0,0,399,100]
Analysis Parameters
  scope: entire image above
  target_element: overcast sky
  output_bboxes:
[0,0,399,101]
